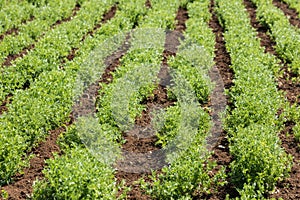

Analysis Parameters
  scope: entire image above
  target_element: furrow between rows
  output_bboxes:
[203,1,236,199]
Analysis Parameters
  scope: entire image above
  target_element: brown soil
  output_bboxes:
[0,16,34,42]
[202,1,237,199]
[81,5,117,42]
[66,47,78,61]
[243,0,300,105]
[145,0,152,8]
[243,0,278,54]
[208,3,234,91]
[0,28,19,42]
[207,65,228,150]
[0,6,119,200]
[2,44,35,67]
[0,95,12,115]
[2,4,116,114]
[0,125,66,200]
[273,0,300,28]
[278,71,300,105]
[270,121,300,199]
[243,0,300,199]
[72,34,130,119]
[116,172,153,200]
[199,136,238,200]
[62,5,117,67]
[50,4,80,28]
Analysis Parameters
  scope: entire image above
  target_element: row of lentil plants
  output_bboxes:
[215,0,292,198]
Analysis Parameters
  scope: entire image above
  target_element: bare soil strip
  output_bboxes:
[51,4,80,28]
[61,5,117,67]
[243,0,300,199]
[273,0,300,28]
[244,0,300,105]
[0,6,118,200]
[202,1,237,199]
[72,34,130,119]
[2,44,35,67]
[81,5,117,42]
[0,126,66,200]
[0,95,12,115]
[114,6,188,200]
[0,28,19,42]
[145,0,152,8]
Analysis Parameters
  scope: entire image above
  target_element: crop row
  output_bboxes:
[282,0,300,17]
[0,0,78,65]
[250,0,300,75]
[0,0,114,103]
[0,0,117,186]
[31,0,151,198]
[251,0,300,156]
[215,0,292,198]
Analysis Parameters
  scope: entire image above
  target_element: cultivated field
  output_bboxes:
[0,0,300,199]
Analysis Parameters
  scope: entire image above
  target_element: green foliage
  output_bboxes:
[236,183,266,200]
[142,109,225,199]
[4,0,297,198]
[96,11,174,132]
[251,0,300,75]
[154,106,180,147]
[282,0,300,18]
[168,45,213,103]
[186,1,215,57]
[0,0,115,102]
[215,0,292,197]
[140,1,223,198]
[32,147,123,200]
[0,0,77,64]
[230,124,292,193]
[0,70,74,185]
[1,189,8,200]
[31,0,150,197]
[0,0,137,186]
[57,125,85,150]
[0,1,35,34]
[139,0,180,29]
[143,150,217,199]
[293,124,300,142]
[280,104,300,142]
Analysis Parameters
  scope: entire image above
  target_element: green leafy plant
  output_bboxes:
[215,0,292,197]
[32,147,124,200]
